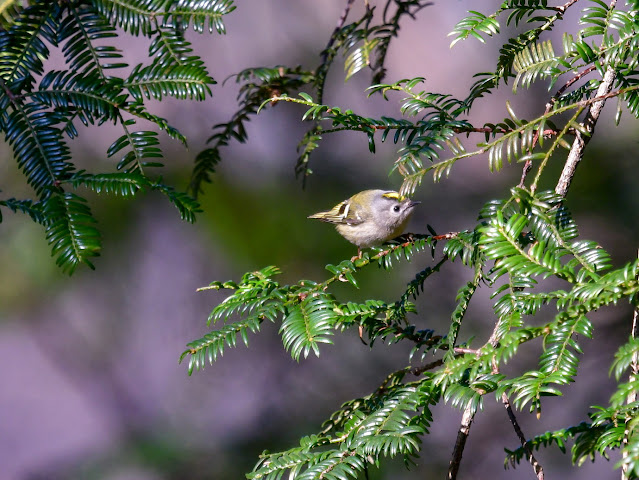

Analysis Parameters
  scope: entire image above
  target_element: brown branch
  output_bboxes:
[448,406,475,479]
[325,80,636,142]
[519,64,596,187]
[377,355,458,393]
[556,0,618,196]
[453,347,478,355]
[494,326,545,477]
[553,65,596,101]
[502,392,545,479]
[365,123,566,137]
[411,358,444,375]
[555,65,616,196]
[487,299,547,478]
[549,0,583,14]
[454,126,565,137]
[564,83,633,110]
[431,231,459,241]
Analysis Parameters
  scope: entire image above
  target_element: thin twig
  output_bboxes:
[553,65,596,101]
[378,355,456,392]
[457,126,567,136]
[372,1,433,83]
[492,360,546,478]
[322,0,356,65]
[453,347,478,355]
[550,0,582,14]
[502,392,545,479]
[411,358,444,375]
[344,123,567,137]
[488,282,546,479]
[431,232,459,241]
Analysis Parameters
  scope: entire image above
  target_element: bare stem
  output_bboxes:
[551,0,582,14]
[555,65,617,196]
[553,65,596,101]
[502,393,545,480]
[519,64,596,188]
[448,406,475,480]
[322,0,356,65]
[556,0,618,196]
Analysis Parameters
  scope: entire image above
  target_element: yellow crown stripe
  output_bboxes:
[382,191,405,201]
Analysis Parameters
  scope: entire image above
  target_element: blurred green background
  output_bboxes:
[1,1,638,479]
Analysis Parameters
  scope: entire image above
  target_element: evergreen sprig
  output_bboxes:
[187,184,639,477]
[0,0,232,272]
[9,0,637,478]
[183,1,639,477]
[248,381,439,480]
[190,1,433,186]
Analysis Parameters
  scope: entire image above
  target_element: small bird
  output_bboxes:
[308,189,420,257]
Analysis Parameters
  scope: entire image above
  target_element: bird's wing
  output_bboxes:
[308,200,364,225]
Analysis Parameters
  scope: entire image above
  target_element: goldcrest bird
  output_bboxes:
[308,189,420,256]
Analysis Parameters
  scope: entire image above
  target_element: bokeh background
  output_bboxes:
[1,1,638,479]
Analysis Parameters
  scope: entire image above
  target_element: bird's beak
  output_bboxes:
[408,201,421,208]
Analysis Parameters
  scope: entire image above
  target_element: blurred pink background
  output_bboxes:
[1,1,637,479]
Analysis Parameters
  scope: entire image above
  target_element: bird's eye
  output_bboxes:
[393,205,400,212]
